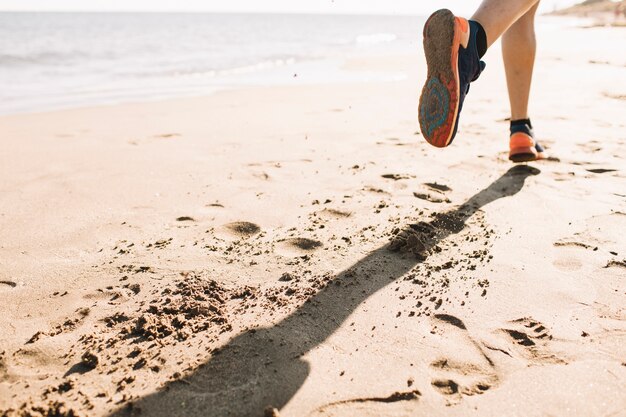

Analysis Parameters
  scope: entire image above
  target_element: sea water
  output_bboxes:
[0,12,424,115]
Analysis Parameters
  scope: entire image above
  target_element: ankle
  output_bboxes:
[510,118,533,136]
[470,20,488,58]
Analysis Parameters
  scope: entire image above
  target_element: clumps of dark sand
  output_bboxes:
[80,351,99,370]
[2,401,80,417]
[147,238,172,249]
[116,265,153,274]
[429,212,468,233]
[388,227,431,260]
[262,272,332,309]
[386,207,496,317]
[231,285,259,300]
[17,265,336,417]
[104,312,131,327]
[123,275,230,342]
[279,273,295,282]
[605,259,626,268]
[387,215,462,259]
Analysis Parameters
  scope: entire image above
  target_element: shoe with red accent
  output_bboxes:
[418,9,486,148]
[508,121,546,163]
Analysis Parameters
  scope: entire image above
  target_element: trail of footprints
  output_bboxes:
[308,314,564,413]
[428,314,563,403]
[500,317,565,364]
[429,314,500,401]
[3,174,572,416]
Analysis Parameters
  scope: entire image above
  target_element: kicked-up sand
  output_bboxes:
[1,17,625,417]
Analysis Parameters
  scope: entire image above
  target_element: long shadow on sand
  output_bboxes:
[110,165,540,417]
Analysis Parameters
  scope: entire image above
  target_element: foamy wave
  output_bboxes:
[0,51,86,66]
[127,58,297,80]
[355,33,397,44]
[220,58,297,76]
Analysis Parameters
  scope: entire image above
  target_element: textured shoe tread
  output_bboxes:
[418,9,459,148]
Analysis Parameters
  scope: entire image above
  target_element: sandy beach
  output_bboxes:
[1,16,625,417]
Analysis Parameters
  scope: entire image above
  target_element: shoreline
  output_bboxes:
[0,15,589,119]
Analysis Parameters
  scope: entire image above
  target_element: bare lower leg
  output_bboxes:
[502,3,539,120]
[471,0,540,47]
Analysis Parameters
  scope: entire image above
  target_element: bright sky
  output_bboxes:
[0,0,580,14]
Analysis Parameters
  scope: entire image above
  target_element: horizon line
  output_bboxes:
[0,9,429,16]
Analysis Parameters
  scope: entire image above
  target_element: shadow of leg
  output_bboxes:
[109,165,540,417]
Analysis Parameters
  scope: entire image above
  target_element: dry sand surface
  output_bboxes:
[1,18,625,417]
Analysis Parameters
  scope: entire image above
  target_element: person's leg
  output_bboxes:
[471,0,540,48]
[418,0,541,148]
[501,2,545,162]
[502,2,539,121]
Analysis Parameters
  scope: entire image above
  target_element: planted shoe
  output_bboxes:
[509,120,546,163]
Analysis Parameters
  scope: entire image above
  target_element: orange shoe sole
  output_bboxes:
[509,132,544,163]
[418,9,470,148]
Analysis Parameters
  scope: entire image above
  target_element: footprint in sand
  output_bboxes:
[429,314,499,401]
[222,221,261,238]
[552,254,583,272]
[498,317,565,364]
[315,208,352,220]
[552,240,597,270]
[430,360,494,397]
[275,237,323,257]
[11,346,67,378]
[26,307,91,345]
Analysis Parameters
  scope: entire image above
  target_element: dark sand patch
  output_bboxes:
[382,174,415,181]
[586,168,617,174]
[176,216,195,222]
[413,192,451,204]
[554,241,598,250]
[424,182,452,192]
[276,238,323,256]
[224,221,261,237]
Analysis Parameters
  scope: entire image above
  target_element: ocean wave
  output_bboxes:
[0,51,87,66]
[355,33,397,44]
[127,57,298,79]
[220,58,297,76]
